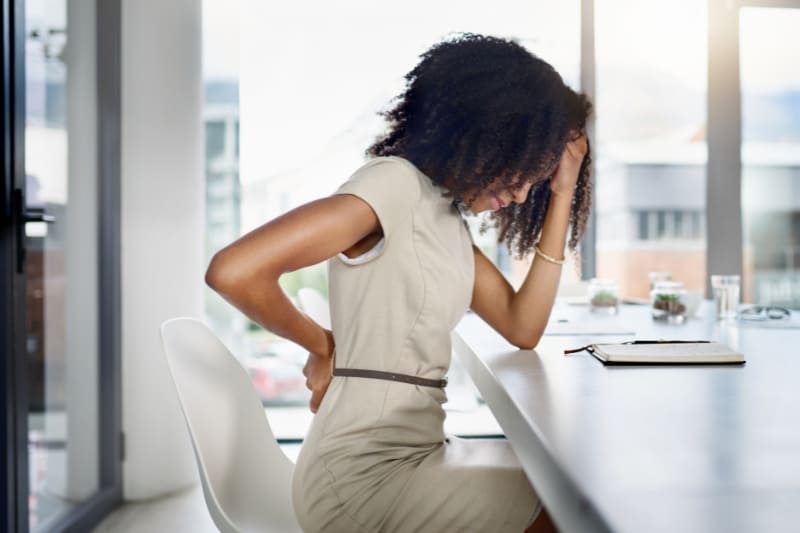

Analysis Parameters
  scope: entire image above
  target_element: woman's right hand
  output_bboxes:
[302,330,335,413]
[550,131,588,197]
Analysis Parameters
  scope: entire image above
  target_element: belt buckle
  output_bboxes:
[440,376,448,388]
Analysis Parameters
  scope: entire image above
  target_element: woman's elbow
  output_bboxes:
[513,338,539,350]
[510,329,542,350]
[205,250,238,295]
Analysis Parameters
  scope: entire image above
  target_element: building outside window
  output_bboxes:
[636,209,704,241]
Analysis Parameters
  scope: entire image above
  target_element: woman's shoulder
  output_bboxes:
[331,156,425,242]
[341,155,425,201]
[355,155,422,182]
[375,155,422,176]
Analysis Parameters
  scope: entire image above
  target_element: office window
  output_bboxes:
[740,7,800,308]
[198,1,582,438]
[202,1,244,363]
[239,2,580,284]
[197,2,800,446]
[594,0,707,299]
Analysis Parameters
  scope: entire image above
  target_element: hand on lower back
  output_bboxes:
[302,339,334,413]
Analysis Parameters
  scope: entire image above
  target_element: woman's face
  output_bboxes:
[467,177,536,213]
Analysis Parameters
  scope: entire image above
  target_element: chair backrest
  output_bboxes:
[297,287,331,329]
[160,318,301,533]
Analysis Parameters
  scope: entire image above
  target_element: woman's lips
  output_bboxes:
[491,194,507,210]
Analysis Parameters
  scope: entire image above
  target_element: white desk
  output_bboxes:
[453,303,800,533]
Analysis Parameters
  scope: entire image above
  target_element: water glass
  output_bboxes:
[711,275,740,320]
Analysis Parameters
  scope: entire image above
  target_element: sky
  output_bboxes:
[202,0,240,80]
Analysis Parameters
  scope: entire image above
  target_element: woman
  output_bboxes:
[206,33,591,533]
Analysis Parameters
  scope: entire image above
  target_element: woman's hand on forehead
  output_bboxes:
[549,132,588,196]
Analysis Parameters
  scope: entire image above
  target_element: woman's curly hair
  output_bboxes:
[367,33,593,257]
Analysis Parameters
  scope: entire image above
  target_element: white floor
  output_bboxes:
[91,484,217,533]
[92,444,302,533]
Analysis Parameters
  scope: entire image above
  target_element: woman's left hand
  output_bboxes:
[550,132,588,197]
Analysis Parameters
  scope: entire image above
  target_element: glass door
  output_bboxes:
[24,0,100,530]
[3,0,120,531]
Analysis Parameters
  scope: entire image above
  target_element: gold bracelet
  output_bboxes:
[534,243,566,265]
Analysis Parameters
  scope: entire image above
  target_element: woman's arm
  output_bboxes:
[470,134,588,349]
[205,194,380,411]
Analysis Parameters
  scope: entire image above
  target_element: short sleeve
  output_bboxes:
[335,156,422,240]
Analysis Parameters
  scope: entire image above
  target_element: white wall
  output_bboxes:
[121,0,204,499]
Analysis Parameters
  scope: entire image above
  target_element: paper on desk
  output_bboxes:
[544,320,636,336]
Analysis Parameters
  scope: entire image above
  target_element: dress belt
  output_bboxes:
[332,368,448,389]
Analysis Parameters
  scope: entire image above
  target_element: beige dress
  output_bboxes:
[292,156,540,532]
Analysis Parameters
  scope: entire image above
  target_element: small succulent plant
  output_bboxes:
[591,290,619,307]
[653,293,686,314]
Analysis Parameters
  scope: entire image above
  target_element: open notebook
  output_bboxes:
[571,341,745,365]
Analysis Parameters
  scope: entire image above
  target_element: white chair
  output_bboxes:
[160,318,302,533]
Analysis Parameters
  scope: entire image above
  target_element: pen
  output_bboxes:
[621,340,711,345]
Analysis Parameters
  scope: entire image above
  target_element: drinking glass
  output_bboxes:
[711,275,741,320]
